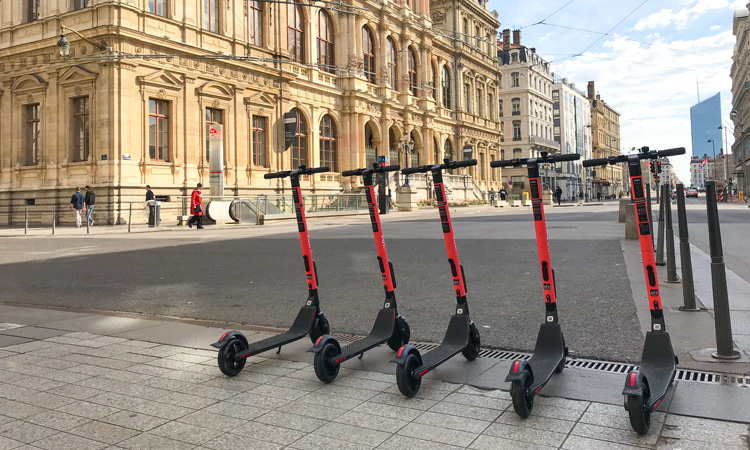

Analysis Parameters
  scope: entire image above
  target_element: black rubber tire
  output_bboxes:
[309,314,330,344]
[387,317,410,351]
[396,352,422,398]
[462,323,481,361]
[217,339,247,377]
[627,385,651,435]
[510,370,534,418]
[313,341,341,383]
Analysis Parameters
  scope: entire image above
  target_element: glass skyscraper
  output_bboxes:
[690,93,723,158]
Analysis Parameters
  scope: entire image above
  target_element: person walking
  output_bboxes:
[84,186,95,226]
[554,186,562,206]
[69,188,85,228]
[489,188,496,202]
[499,187,508,201]
[145,185,155,202]
[596,191,602,202]
[187,183,204,229]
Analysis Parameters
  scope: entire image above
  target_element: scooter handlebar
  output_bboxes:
[490,158,524,168]
[382,164,401,172]
[451,159,478,168]
[402,165,428,175]
[341,169,360,177]
[582,157,610,167]
[657,147,686,157]
[308,166,330,174]
[552,154,581,162]
[264,171,290,179]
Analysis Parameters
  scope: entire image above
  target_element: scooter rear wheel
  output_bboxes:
[313,341,341,383]
[387,317,411,351]
[510,370,534,418]
[462,323,481,361]
[310,314,330,344]
[217,338,247,377]
[627,385,651,435]
[396,352,422,398]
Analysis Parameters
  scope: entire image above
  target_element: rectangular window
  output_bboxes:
[205,108,223,162]
[26,0,39,22]
[25,104,40,166]
[252,116,267,167]
[476,88,483,117]
[148,0,167,15]
[512,121,521,141]
[204,0,219,32]
[249,0,262,45]
[500,121,504,142]
[511,99,520,116]
[464,84,471,114]
[72,96,90,162]
[488,93,494,120]
[499,99,503,117]
[511,73,519,87]
[148,99,170,161]
[75,0,90,9]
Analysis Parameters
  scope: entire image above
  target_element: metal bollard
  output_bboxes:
[52,206,56,235]
[128,203,132,233]
[705,181,741,359]
[86,210,90,234]
[646,183,655,250]
[655,185,666,265]
[25,207,28,235]
[663,188,680,283]
[676,184,699,310]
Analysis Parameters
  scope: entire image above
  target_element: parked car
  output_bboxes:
[686,187,699,198]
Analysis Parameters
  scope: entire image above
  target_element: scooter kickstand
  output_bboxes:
[358,353,364,359]
[277,346,282,354]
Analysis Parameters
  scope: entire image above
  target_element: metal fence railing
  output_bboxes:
[0,206,58,235]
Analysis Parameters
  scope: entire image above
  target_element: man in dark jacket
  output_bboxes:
[555,186,563,205]
[70,188,85,228]
[145,185,155,201]
[84,186,96,226]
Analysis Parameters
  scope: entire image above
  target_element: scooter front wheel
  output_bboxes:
[462,323,481,361]
[396,352,422,398]
[310,314,330,344]
[627,386,651,435]
[510,370,534,418]
[217,338,247,377]
[313,341,341,383]
[387,317,411,351]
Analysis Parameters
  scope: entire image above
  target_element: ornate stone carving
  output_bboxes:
[157,89,167,99]
[27,94,33,103]
[211,99,220,108]
[81,46,88,56]
[74,86,82,96]
[430,11,446,24]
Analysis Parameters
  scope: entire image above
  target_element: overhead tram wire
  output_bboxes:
[551,0,650,64]
[537,22,730,63]
[521,0,576,29]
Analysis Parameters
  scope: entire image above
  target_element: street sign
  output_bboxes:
[284,112,298,150]
[508,180,513,185]
[378,155,389,165]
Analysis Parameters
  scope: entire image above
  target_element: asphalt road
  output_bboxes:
[0,204,645,362]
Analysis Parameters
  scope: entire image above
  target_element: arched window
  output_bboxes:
[408,47,418,96]
[319,115,337,171]
[287,1,304,62]
[289,109,307,169]
[389,128,399,164]
[363,27,376,84]
[443,139,452,161]
[387,37,398,89]
[249,0,262,46]
[441,65,451,109]
[430,61,437,99]
[317,11,334,73]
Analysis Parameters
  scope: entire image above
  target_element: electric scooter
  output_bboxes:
[309,163,410,382]
[583,146,685,435]
[490,151,579,417]
[211,165,332,377]
[392,158,481,397]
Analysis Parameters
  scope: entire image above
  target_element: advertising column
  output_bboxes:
[208,124,224,197]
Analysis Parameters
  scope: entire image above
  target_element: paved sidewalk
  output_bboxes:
[1,308,748,449]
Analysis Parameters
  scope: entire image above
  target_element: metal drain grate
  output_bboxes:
[408,341,749,386]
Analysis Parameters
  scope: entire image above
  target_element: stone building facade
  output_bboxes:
[587,81,623,198]
[731,5,750,194]
[0,0,503,225]
[496,29,558,197]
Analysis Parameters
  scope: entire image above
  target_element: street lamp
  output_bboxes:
[719,125,731,193]
[57,24,112,58]
[707,138,716,159]
[400,135,415,187]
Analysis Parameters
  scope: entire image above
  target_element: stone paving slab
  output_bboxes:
[0,322,747,449]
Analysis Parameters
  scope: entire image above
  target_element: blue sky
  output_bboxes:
[486,0,744,182]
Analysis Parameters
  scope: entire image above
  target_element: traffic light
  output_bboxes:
[656,161,662,173]
[729,178,733,184]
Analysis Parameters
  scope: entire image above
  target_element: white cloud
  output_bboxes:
[539,32,553,42]
[550,30,735,182]
[710,25,723,30]
[633,0,730,30]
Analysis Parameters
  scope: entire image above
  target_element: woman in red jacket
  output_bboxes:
[187,183,204,229]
